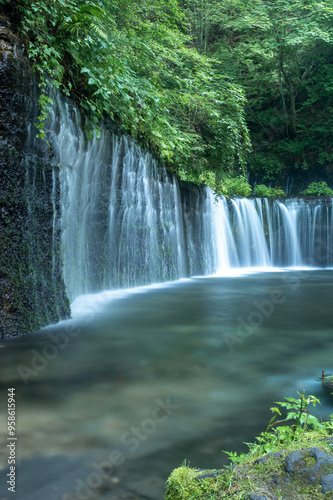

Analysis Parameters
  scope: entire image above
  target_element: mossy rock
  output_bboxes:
[165,437,333,499]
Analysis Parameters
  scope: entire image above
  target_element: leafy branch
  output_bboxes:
[14,0,250,183]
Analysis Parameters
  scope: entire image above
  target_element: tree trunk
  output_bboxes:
[289,87,297,138]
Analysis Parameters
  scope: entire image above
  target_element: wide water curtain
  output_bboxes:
[49,94,333,302]
[52,94,213,300]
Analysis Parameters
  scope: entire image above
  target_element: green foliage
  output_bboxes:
[248,151,287,182]
[225,391,327,464]
[13,0,333,184]
[265,391,323,435]
[166,392,333,500]
[254,184,286,198]
[217,176,252,198]
[165,462,231,500]
[16,0,250,181]
[300,181,333,196]
[184,0,333,182]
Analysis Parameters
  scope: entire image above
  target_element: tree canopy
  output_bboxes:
[2,0,333,192]
[184,0,333,186]
[2,0,250,186]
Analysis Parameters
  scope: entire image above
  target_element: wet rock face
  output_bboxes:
[0,14,70,337]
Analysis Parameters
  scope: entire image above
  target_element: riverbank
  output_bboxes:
[165,418,333,499]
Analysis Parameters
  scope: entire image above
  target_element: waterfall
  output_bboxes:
[229,198,271,267]
[48,94,333,301]
[50,94,198,300]
[211,198,333,271]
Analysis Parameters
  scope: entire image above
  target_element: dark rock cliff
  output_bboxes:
[0,14,70,338]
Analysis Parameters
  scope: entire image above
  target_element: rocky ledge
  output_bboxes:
[0,11,70,337]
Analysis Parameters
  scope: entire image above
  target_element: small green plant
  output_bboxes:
[300,181,333,196]
[266,390,322,435]
[224,392,326,464]
[254,184,286,198]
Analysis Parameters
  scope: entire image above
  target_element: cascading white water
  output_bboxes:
[48,94,333,301]
[209,193,239,271]
[211,197,333,271]
[50,94,204,300]
[231,198,271,267]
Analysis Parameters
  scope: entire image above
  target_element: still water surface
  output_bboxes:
[1,270,333,499]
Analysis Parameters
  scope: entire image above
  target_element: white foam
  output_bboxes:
[70,266,325,319]
[70,278,191,318]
